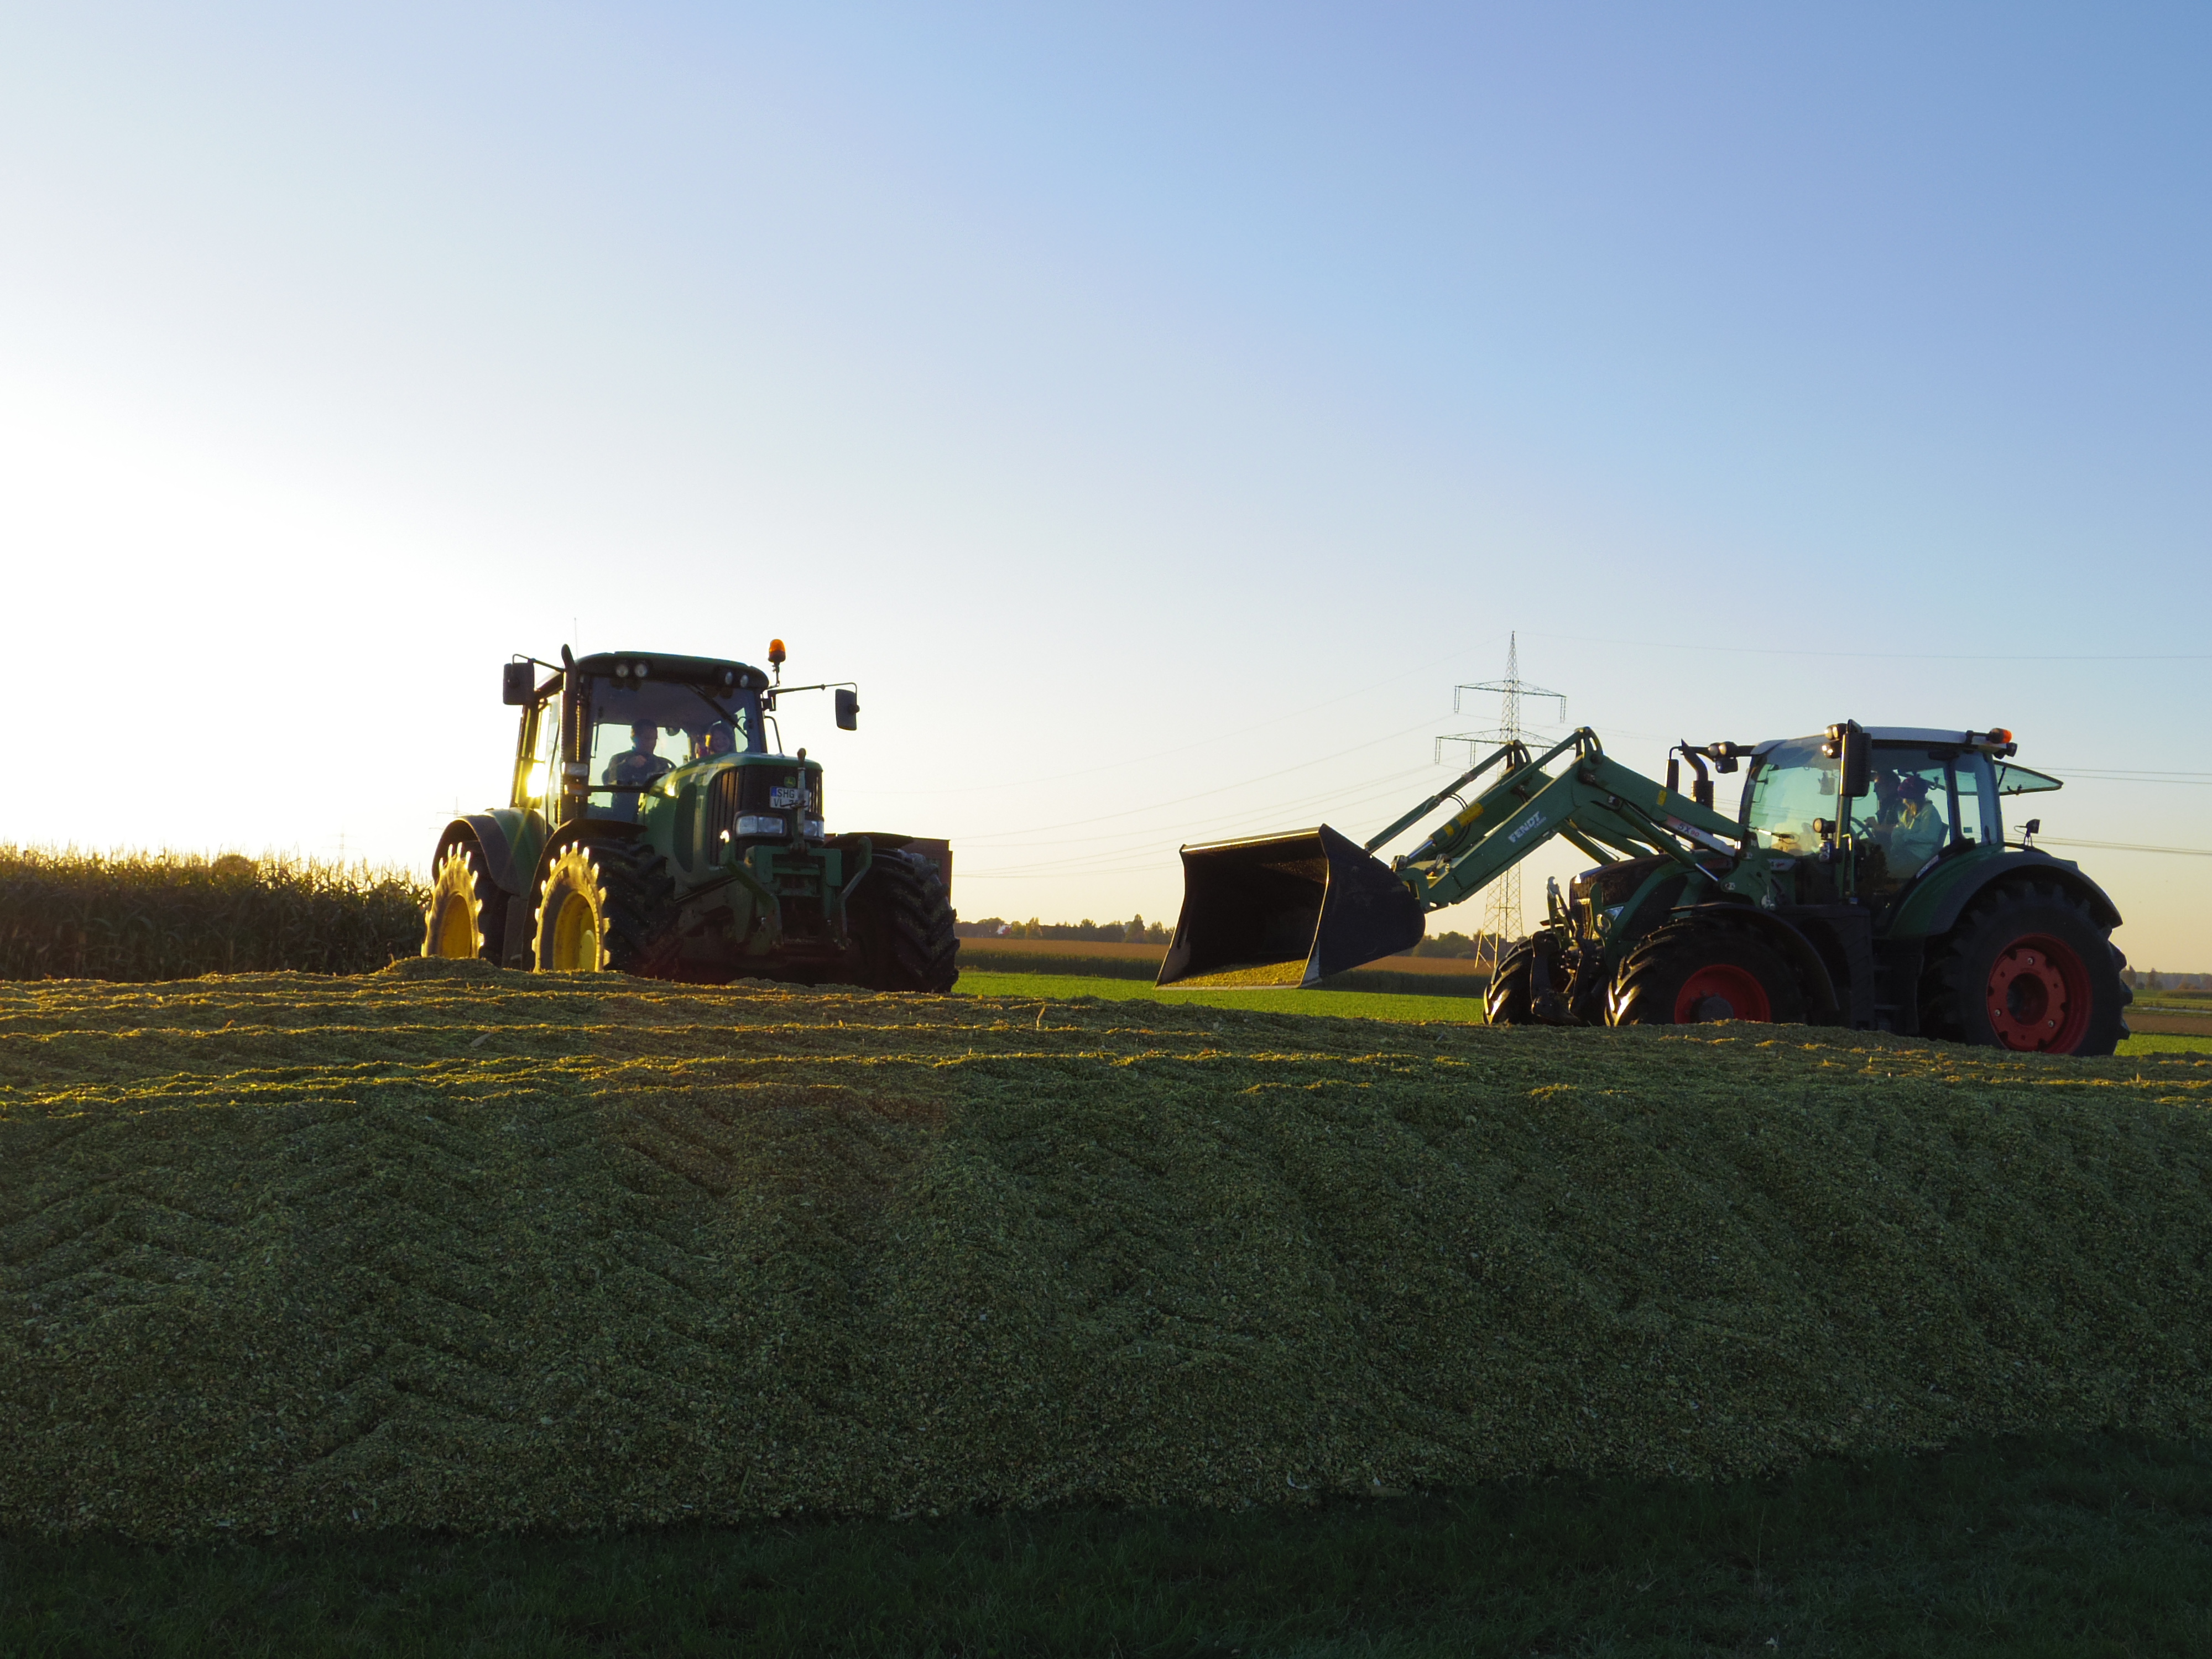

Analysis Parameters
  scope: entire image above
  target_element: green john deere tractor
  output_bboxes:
[1161,722,2130,1056]
[422,643,958,990]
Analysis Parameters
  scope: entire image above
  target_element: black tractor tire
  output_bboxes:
[848,849,958,993]
[1918,879,2130,1056]
[1484,937,1537,1025]
[1483,933,1586,1025]
[422,841,508,964]
[531,839,680,976]
[1606,920,1807,1028]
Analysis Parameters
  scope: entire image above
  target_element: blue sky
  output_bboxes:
[5,4,2208,963]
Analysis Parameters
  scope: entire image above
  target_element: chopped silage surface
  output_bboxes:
[2,961,2209,1540]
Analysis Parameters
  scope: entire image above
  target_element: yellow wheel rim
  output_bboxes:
[550,888,602,971]
[433,892,477,958]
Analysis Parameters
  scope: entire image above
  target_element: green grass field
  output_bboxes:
[2119,1032,2212,1056]
[958,970,2212,1053]
[954,969,1489,1022]
[5,1432,2206,1656]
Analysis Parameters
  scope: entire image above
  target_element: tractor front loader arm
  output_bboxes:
[1392,732,1751,913]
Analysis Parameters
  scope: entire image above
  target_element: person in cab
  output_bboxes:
[1874,770,1947,873]
[604,723,676,790]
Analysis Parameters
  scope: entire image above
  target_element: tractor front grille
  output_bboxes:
[705,764,823,848]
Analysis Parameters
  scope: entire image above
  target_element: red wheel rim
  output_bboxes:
[1672,963,1774,1023]
[1986,933,2091,1052]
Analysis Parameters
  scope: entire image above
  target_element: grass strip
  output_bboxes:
[965,972,2208,1045]
[3,1431,2206,1656]
[959,955,1491,998]
[955,948,1166,982]
[956,969,1490,1021]
[2118,1032,2212,1056]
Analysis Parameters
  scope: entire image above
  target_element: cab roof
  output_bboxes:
[573,650,770,691]
[1751,727,2016,759]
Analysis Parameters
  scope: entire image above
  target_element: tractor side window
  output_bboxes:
[1854,762,1942,891]
[1743,739,1837,853]
[1952,758,1994,846]
[520,697,561,812]
[1856,745,1990,891]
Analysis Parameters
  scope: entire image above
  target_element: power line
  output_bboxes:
[2038,837,2212,858]
[958,770,1441,878]
[951,763,1438,856]
[934,716,1445,844]
[1525,629,2212,664]
[2036,769,2212,786]
[841,642,1474,797]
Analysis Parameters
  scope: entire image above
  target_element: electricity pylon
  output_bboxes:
[1434,634,1565,969]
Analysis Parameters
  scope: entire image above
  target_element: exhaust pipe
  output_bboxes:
[1156,824,1424,988]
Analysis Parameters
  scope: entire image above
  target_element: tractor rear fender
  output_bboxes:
[432,810,545,898]
[1887,848,2121,941]
[526,817,644,892]
[1665,902,1844,1024]
[431,810,551,968]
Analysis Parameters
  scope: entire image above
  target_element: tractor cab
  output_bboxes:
[1741,727,2016,901]
[508,651,774,828]
[563,653,771,826]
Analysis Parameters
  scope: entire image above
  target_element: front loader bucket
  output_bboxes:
[1156,823,1423,988]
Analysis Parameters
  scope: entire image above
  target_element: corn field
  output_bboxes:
[0,847,428,982]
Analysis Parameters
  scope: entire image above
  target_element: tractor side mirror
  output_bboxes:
[1825,721,1871,798]
[502,662,534,705]
[834,688,859,731]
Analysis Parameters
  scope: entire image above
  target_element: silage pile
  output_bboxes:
[2,960,2209,1538]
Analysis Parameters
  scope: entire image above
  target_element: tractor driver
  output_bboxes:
[604,723,676,790]
[1871,770,1947,872]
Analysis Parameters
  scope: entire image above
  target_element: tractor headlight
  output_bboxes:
[801,817,826,841]
[733,815,786,837]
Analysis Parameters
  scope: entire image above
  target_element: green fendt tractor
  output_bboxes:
[1161,722,2130,1056]
[421,643,958,991]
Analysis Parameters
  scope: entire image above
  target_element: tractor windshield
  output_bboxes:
[1743,739,1838,854]
[576,675,765,821]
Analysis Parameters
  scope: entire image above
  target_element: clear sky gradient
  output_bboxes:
[5,4,2208,965]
